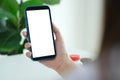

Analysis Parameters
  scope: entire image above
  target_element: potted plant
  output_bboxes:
[0,0,60,55]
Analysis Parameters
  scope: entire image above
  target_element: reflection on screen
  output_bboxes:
[26,9,55,58]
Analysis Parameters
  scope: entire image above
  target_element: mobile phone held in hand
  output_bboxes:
[24,6,56,61]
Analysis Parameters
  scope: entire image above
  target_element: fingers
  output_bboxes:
[26,52,31,58]
[24,43,31,49]
[24,43,31,58]
[22,31,27,38]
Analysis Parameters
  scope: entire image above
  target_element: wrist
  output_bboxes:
[55,58,77,77]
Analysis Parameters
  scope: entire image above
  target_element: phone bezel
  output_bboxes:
[24,6,57,61]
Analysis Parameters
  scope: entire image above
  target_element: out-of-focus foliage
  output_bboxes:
[0,0,60,55]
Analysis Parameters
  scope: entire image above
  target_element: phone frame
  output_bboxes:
[24,6,57,61]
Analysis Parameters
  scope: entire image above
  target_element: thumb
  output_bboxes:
[53,24,63,42]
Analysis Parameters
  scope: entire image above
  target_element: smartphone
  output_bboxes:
[24,6,56,61]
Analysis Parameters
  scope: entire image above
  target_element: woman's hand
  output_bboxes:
[23,24,76,76]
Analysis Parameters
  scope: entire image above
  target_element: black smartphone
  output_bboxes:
[24,6,56,61]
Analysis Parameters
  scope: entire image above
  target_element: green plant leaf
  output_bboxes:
[0,9,15,19]
[0,18,18,33]
[0,8,17,25]
[0,0,20,55]
[20,17,26,30]
[41,0,60,5]
[0,29,21,54]
[6,19,18,31]
[0,0,19,27]
[0,0,18,17]
[0,18,7,32]
[20,0,43,18]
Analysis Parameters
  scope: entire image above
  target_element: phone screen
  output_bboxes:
[25,6,56,60]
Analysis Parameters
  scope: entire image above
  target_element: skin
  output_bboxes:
[23,24,77,76]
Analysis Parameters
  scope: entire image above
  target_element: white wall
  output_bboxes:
[50,0,104,58]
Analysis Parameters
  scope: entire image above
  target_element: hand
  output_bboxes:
[23,24,76,76]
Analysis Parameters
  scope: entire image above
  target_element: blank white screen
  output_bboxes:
[26,9,55,58]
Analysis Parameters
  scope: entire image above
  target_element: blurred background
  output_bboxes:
[0,0,104,80]
[50,0,104,59]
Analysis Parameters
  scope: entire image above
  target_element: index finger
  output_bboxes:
[22,31,27,38]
